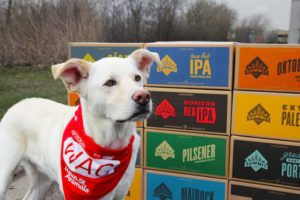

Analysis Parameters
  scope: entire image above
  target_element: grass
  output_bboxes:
[0,66,68,119]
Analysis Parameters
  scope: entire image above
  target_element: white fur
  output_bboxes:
[0,49,160,200]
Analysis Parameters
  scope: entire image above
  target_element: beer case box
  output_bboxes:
[68,43,144,127]
[229,181,300,200]
[146,87,231,134]
[144,170,228,200]
[125,168,143,200]
[235,43,300,93]
[230,136,300,189]
[145,42,234,89]
[232,90,300,141]
[69,42,143,61]
[144,129,228,178]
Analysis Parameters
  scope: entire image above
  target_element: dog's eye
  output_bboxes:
[135,75,141,82]
[104,79,116,87]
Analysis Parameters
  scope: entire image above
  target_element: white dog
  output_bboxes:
[0,49,160,200]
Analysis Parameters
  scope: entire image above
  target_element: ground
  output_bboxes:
[0,66,67,199]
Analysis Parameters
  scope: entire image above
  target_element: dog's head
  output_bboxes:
[52,49,160,123]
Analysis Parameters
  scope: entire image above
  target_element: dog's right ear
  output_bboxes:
[51,59,91,93]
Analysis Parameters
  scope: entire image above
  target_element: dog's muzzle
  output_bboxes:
[116,90,152,123]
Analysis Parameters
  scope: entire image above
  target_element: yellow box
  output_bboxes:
[125,168,142,200]
[232,91,300,141]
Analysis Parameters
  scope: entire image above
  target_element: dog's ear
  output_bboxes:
[51,59,91,93]
[129,49,161,78]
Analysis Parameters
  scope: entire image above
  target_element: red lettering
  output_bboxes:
[196,107,216,124]
[184,107,196,117]
[64,143,74,155]
[75,158,93,175]
[69,152,83,164]
[95,163,114,177]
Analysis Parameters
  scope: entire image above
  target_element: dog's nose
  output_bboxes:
[132,90,151,105]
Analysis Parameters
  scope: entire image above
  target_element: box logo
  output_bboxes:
[83,53,95,62]
[190,53,212,79]
[155,99,176,119]
[281,104,300,127]
[107,52,128,58]
[245,57,269,79]
[244,150,268,172]
[153,182,173,200]
[155,140,175,160]
[247,104,270,125]
[181,187,215,200]
[280,152,300,179]
[184,100,216,124]
[277,58,300,76]
[157,55,177,76]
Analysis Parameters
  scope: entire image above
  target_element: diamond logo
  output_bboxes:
[155,99,175,119]
[245,57,269,79]
[153,182,173,200]
[247,104,270,125]
[155,140,175,160]
[83,53,95,62]
[244,150,268,172]
[157,55,177,76]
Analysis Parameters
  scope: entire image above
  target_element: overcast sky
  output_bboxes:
[215,0,291,30]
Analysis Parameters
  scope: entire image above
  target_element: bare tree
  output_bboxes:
[181,0,236,41]
[234,14,274,43]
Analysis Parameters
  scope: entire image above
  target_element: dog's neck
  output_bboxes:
[79,100,135,150]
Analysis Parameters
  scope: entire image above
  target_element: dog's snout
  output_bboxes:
[132,90,151,105]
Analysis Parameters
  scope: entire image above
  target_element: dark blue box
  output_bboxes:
[145,42,234,89]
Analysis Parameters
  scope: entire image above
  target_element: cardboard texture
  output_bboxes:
[232,91,300,141]
[144,129,228,178]
[235,44,300,92]
[230,136,300,189]
[146,87,231,134]
[144,170,227,200]
[145,42,234,89]
[68,43,144,127]
[229,181,300,200]
[125,168,142,200]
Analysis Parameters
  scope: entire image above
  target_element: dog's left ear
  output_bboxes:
[129,49,161,78]
[51,59,91,93]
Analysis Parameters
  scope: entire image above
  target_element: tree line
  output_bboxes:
[0,0,276,67]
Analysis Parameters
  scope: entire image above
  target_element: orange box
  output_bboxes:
[235,44,300,92]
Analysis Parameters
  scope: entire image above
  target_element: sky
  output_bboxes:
[215,0,291,30]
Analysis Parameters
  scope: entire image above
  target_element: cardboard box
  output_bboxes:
[125,168,142,200]
[144,170,227,200]
[144,129,228,178]
[230,136,300,189]
[68,42,144,127]
[235,43,300,92]
[69,42,143,61]
[145,42,234,89]
[229,181,300,200]
[232,91,300,141]
[146,87,231,134]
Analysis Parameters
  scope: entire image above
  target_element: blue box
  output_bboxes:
[69,43,143,62]
[145,42,234,89]
[145,170,227,200]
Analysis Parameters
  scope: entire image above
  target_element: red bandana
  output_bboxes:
[60,105,134,200]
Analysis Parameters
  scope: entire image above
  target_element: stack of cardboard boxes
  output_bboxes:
[230,44,300,199]
[143,42,234,200]
[68,42,300,200]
